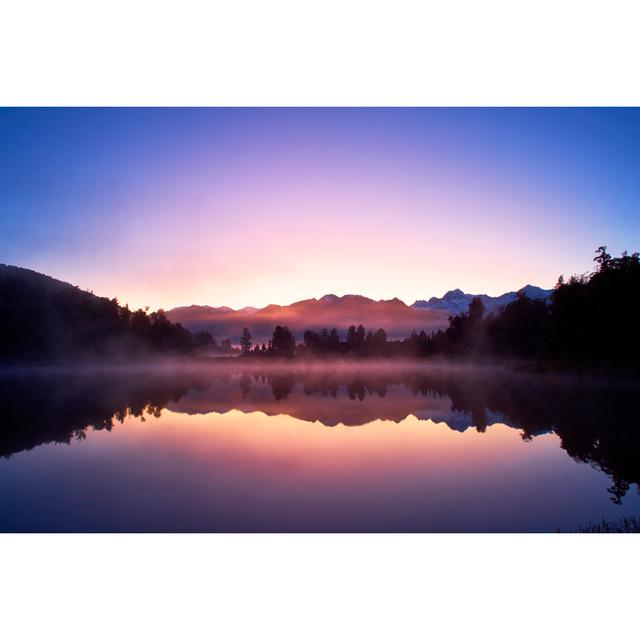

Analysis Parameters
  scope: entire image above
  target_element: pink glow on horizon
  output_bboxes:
[7,108,628,311]
[30,170,601,311]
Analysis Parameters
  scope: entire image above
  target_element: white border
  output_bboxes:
[1,1,639,638]
[0,534,638,639]
[1,1,640,106]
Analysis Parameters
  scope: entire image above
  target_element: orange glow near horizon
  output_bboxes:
[32,186,586,312]
[4,108,636,311]
[88,408,560,483]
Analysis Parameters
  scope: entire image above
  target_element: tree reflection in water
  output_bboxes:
[1,364,638,503]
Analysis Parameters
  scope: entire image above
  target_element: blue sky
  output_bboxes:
[1,108,639,309]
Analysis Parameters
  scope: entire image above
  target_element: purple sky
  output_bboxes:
[1,108,639,310]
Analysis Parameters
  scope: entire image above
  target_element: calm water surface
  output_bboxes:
[0,363,638,532]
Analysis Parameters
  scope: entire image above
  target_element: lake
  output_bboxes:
[0,362,638,532]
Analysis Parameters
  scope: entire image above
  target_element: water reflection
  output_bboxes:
[1,364,638,506]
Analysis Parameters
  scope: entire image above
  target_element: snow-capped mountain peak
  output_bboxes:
[412,285,552,315]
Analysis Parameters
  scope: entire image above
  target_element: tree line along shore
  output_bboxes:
[1,247,638,372]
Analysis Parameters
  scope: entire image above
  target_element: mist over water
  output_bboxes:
[0,361,638,532]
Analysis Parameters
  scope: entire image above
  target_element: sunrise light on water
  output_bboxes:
[4,6,640,639]
[1,108,639,535]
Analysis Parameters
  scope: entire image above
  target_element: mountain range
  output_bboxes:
[1,263,552,350]
[411,284,551,315]
[166,285,552,343]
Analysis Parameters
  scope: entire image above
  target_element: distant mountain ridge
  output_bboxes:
[167,293,447,343]
[166,285,551,343]
[0,262,552,354]
[411,284,551,315]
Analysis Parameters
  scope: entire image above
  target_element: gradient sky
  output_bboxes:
[1,108,639,311]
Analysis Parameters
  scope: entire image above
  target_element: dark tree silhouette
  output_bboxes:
[0,265,208,362]
[240,327,252,355]
[193,330,214,348]
[549,246,640,366]
[346,324,366,354]
[414,247,639,369]
[487,294,549,358]
[5,246,637,369]
[269,325,296,358]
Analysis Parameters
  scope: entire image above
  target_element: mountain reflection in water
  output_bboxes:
[0,363,638,532]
